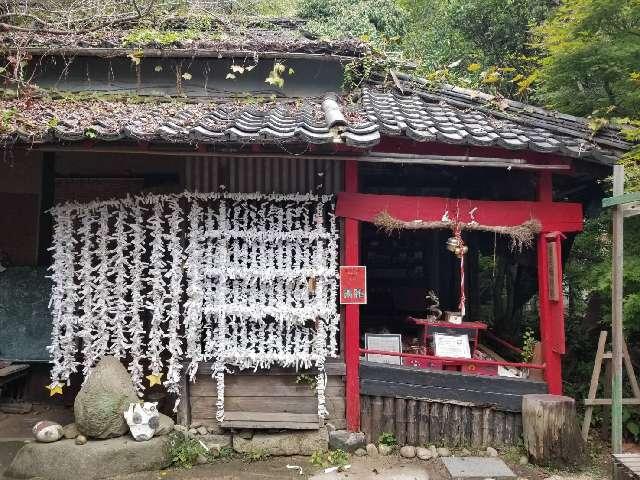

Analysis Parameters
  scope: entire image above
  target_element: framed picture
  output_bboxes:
[433,333,471,359]
[365,333,402,365]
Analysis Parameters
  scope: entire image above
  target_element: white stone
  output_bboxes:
[329,430,366,452]
[441,457,515,479]
[437,447,451,457]
[366,443,379,457]
[207,424,224,434]
[379,444,393,456]
[197,426,209,436]
[354,448,367,457]
[33,421,63,443]
[486,446,499,457]
[400,445,416,458]
[460,448,472,456]
[519,455,529,465]
[232,428,327,456]
[200,434,232,450]
[429,445,438,458]
[416,446,432,460]
[74,435,87,445]
[62,423,79,440]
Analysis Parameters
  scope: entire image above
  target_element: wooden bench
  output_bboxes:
[0,363,30,401]
[613,453,640,479]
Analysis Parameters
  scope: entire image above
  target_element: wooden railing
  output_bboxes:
[359,348,545,371]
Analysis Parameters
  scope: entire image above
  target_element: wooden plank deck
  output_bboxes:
[613,453,640,479]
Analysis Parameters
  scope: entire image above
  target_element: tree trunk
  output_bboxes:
[522,394,584,467]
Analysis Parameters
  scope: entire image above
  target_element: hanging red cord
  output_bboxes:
[453,224,466,316]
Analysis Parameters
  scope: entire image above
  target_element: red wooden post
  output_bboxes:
[344,160,361,431]
[536,172,564,395]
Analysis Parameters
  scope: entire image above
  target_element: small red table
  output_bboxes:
[404,317,489,372]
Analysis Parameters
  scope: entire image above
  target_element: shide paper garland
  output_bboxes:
[47,192,339,420]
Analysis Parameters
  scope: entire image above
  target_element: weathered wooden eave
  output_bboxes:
[14,47,359,63]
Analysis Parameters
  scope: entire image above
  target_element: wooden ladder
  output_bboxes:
[582,331,640,441]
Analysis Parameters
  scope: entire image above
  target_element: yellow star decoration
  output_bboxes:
[146,372,164,387]
[46,383,63,396]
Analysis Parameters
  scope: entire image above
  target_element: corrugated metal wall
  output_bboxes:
[185,156,344,194]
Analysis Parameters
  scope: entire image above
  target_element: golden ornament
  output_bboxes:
[46,383,64,396]
[146,372,164,387]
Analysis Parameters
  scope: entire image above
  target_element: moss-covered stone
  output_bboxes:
[74,356,139,439]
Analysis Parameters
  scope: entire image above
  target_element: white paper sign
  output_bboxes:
[433,333,471,358]
[365,334,402,365]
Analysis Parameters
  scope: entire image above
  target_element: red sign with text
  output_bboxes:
[339,266,367,304]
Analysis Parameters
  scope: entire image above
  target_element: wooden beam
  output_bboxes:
[623,201,640,218]
[611,164,624,455]
[344,160,361,432]
[31,145,568,170]
[602,192,640,208]
[176,372,191,427]
[336,192,583,233]
[361,152,571,171]
[20,47,355,62]
[584,399,640,406]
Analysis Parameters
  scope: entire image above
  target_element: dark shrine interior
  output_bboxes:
[356,161,599,365]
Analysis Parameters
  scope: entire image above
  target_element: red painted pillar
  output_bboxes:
[536,173,565,395]
[344,160,361,431]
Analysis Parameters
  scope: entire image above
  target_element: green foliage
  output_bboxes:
[342,45,405,91]
[395,0,554,97]
[0,108,17,131]
[167,432,208,469]
[298,0,407,43]
[218,445,235,459]
[521,328,537,363]
[122,28,204,47]
[310,449,350,469]
[534,0,640,117]
[623,407,640,443]
[84,128,97,139]
[243,448,271,462]
[230,0,298,17]
[265,62,292,88]
[378,432,397,446]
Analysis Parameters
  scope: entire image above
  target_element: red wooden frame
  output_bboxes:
[344,160,361,431]
[360,349,545,371]
[536,172,566,395]
[336,193,583,233]
[340,170,576,430]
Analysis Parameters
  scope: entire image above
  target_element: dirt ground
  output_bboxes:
[103,454,609,480]
[0,407,615,480]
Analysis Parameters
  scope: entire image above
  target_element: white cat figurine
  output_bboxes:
[123,402,160,441]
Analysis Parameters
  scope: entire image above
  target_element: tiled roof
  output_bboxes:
[2,19,367,57]
[2,83,631,164]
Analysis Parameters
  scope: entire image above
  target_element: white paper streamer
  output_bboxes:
[47,192,340,419]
